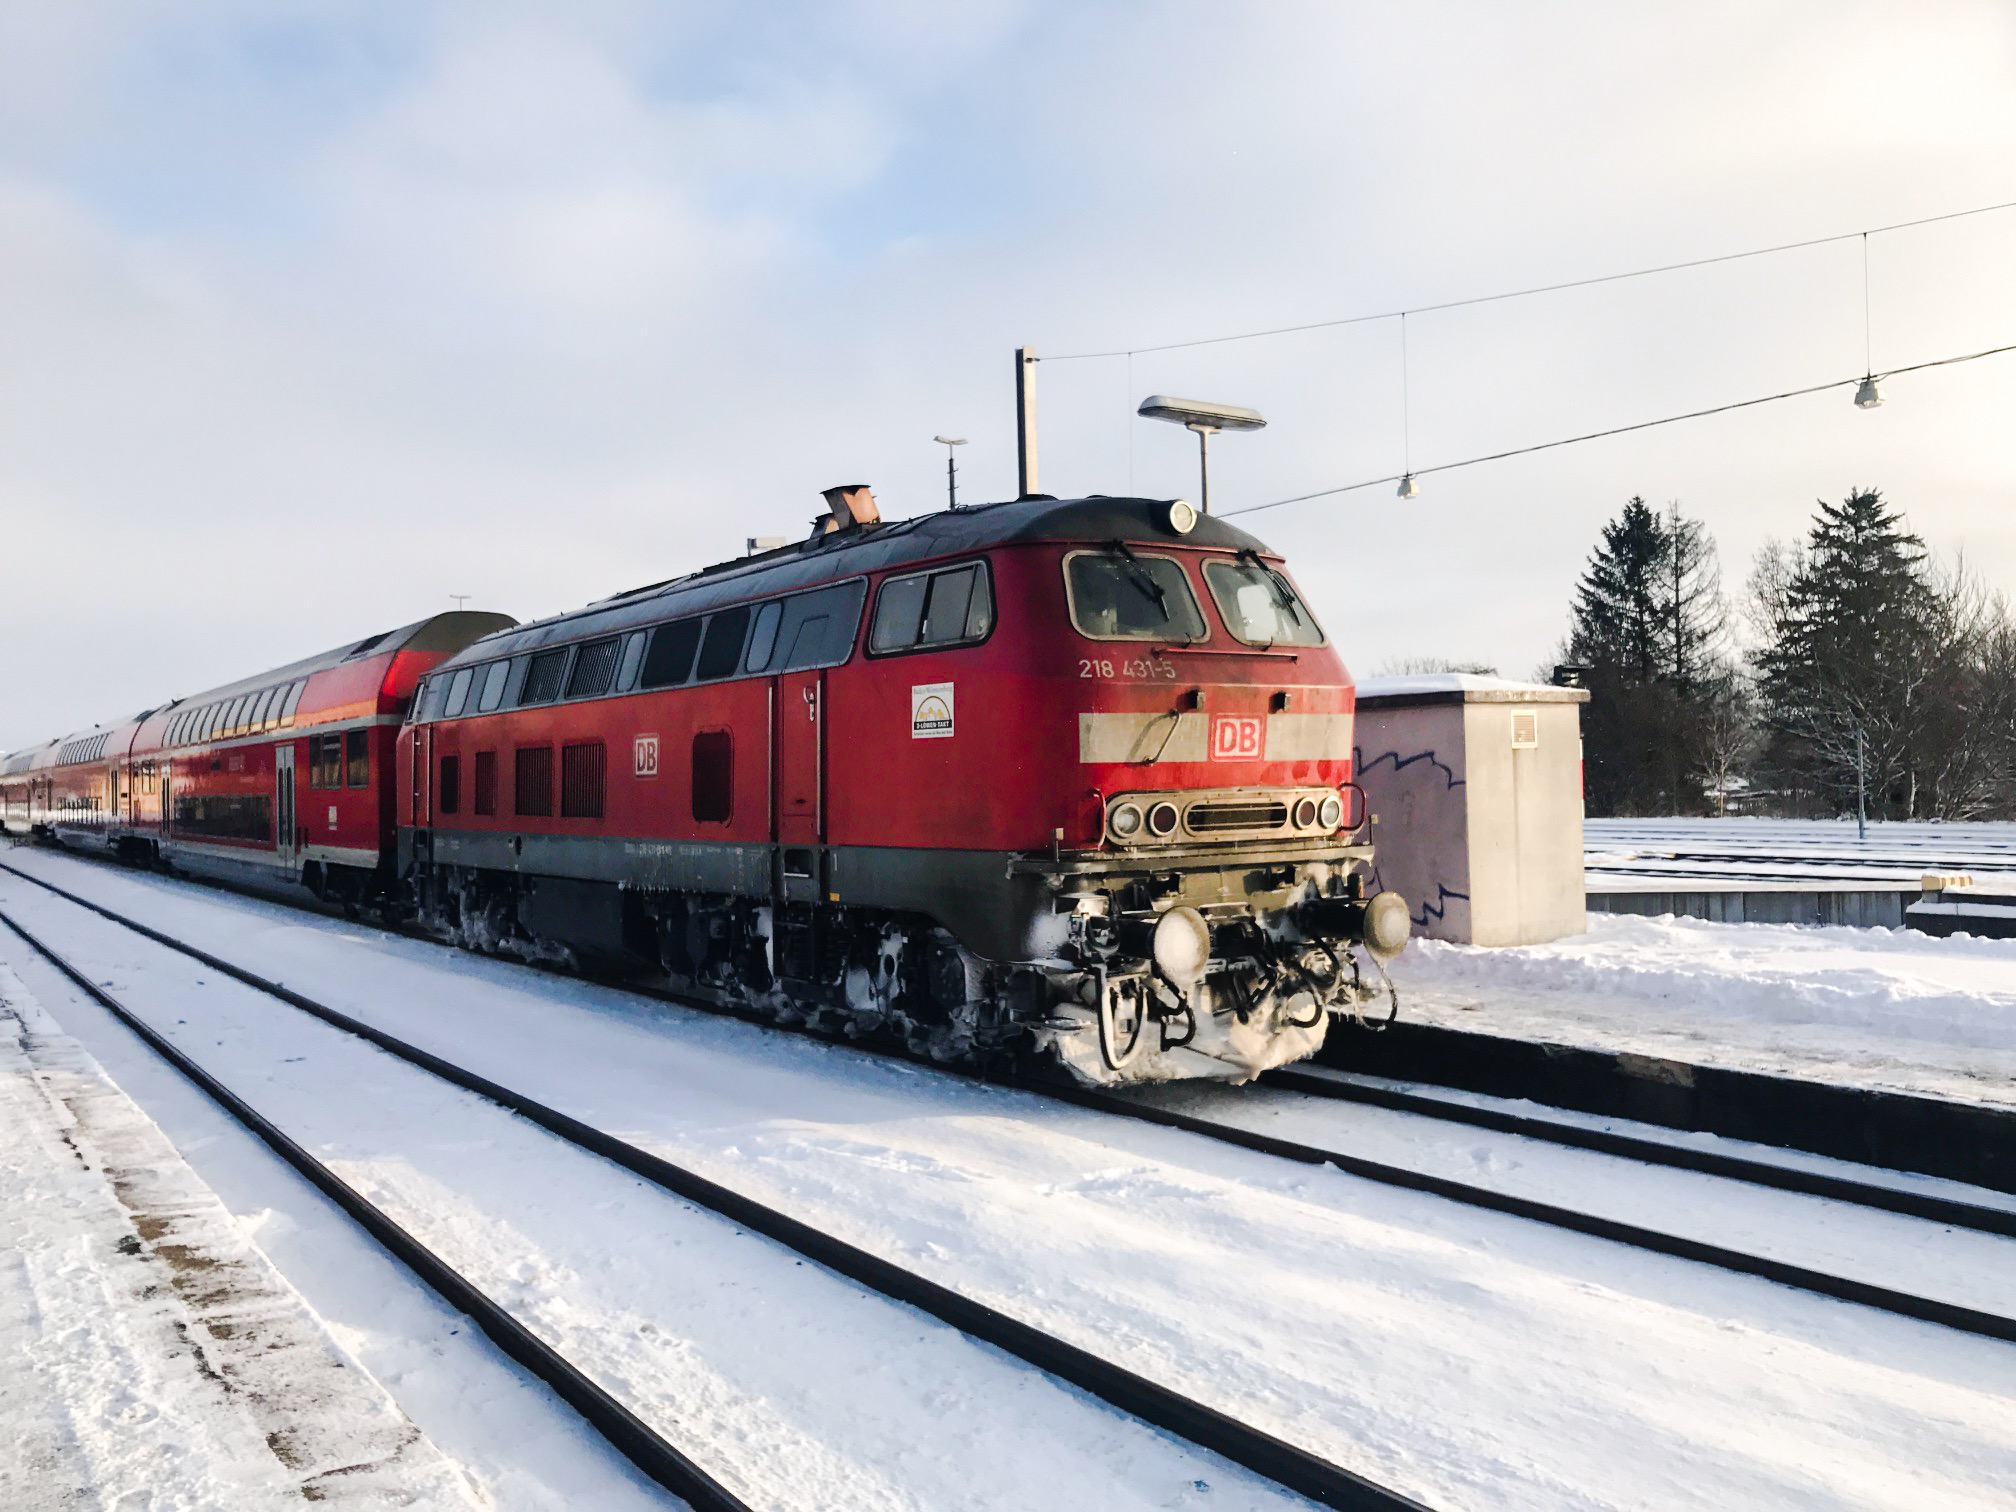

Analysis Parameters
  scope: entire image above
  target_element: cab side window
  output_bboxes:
[869,562,994,654]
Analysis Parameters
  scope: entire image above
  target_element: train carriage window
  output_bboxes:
[870,563,994,654]
[514,746,554,817]
[438,754,460,815]
[695,607,751,681]
[743,602,783,673]
[250,688,277,730]
[310,732,343,789]
[1064,549,1208,643]
[691,730,732,823]
[281,680,306,723]
[1202,559,1326,648]
[518,649,570,706]
[477,661,510,713]
[565,637,621,699]
[345,729,369,788]
[222,696,245,736]
[473,750,498,815]
[560,742,605,819]
[615,631,647,691]
[443,668,475,718]
[640,618,702,689]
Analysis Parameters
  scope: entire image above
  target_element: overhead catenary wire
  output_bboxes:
[1222,340,2016,520]
[1040,197,2016,363]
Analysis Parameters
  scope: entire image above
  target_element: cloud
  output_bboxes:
[2,1,2015,748]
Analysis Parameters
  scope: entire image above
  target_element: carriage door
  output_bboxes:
[275,745,298,865]
[774,669,824,901]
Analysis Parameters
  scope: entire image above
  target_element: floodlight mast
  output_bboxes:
[934,435,967,509]
[1136,396,1266,513]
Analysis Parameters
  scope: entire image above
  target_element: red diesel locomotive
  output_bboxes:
[4,489,1408,1085]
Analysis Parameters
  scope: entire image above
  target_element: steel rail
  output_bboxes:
[1048,1080,2016,1345]
[0,907,752,1512]
[9,856,2016,1349]
[1259,1067,2016,1239]
[0,861,1428,1512]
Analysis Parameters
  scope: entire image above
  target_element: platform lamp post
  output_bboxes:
[934,435,967,510]
[1136,396,1267,513]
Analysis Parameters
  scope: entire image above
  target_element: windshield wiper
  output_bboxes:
[1106,540,1167,614]
[1238,548,1304,624]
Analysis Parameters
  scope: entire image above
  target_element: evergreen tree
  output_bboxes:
[1752,488,1941,817]
[1568,497,1731,814]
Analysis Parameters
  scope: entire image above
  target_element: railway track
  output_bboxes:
[0,862,1427,1512]
[3,854,2016,1362]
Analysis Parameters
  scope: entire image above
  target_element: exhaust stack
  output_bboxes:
[819,483,882,533]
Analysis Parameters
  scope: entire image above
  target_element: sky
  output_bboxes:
[4,1,2016,750]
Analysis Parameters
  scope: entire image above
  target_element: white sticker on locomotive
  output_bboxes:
[634,733,660,777]
[910,683,954,739]
[1210,714,1264,761]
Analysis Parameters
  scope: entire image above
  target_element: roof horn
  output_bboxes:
[818,483,882,533]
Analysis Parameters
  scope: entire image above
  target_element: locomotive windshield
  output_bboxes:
[1203,557,1325,647]
[1066,548,1207,642]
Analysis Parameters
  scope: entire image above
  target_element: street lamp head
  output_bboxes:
[1853,375,1884,410]
[1136,395,1267,433]
[934,435,968,447]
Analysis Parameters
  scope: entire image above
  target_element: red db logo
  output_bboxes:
[1210,715,1264,761]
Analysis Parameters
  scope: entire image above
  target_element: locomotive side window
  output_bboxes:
[869,562,994,654]
[477,661,510,713]
[443,668,475,718]
[691,730,732,823]
[345,729,370,788]
[514,746,554,817]
[615,631,647,691]
[777,580,867,669]
[640,619,702,689]
[1203,559,1325,647]
[1064,550,1207,642]
[473,750,498,815]
[566,637,621,699]
[438,754,460,815]
[744,602,783,673]
[519,649,570,706]
[696,607,750,681]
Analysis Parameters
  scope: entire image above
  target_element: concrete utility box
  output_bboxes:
[1353,674,1590,946]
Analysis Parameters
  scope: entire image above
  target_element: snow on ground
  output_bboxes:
[0,875,1312,1512]
[5,848,2016,1510]
[0,964,477,1511]
[1390,912,2016,1105]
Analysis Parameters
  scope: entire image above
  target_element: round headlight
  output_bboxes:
[1147,801,1180,837]
[1160,498,1197,535]
[1293,797,1319,829]
[1109,803,1144,839]
[1318,794,1345,830]
[1151,905,1212,985]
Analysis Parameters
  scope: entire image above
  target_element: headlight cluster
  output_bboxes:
[1105,787,1353,844]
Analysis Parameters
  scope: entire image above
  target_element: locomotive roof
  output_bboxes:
[446,495,1277,664]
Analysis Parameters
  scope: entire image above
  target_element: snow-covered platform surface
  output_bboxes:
[4,845,2016,1510]
[1390,911,2016,1107]
[1585,817,2016,888]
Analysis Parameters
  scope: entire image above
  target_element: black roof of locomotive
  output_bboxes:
[441,495,1277,665]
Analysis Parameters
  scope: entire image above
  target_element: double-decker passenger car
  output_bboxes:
[397,490,1408,1084]
[2,613,511,904]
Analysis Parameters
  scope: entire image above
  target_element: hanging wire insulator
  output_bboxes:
[1854,375,1884,409]
[1396,473,1421,499]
